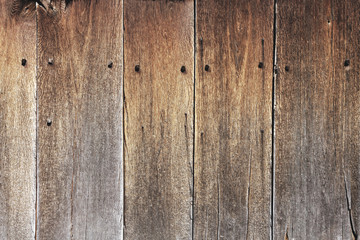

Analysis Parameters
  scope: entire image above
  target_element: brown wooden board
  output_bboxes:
[0,1,37,239]
[37,1,123,239]
[274,0,360,238]
[194,0,273,239]
[124,0,194,239]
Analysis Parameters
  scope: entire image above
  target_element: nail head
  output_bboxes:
[47,119,52,126]
[21,59,27,66]
[135,65,140,72]
[344,59,350,67]
[181,66,186,73]
[285,66,290,72]
[108,62,113,68]
[258,62,263,69]
[48,58,54,65]
[205,65,210,72]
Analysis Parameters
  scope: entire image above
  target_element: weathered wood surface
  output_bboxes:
[37,0,123,239]
[194,0,273,239]
[1,0,360,239]
[341,1,360,237]
[124,0,194,239]
[274,0,360,239]
[0,1,37,239]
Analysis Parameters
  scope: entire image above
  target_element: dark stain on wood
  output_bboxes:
[65,0,72,7]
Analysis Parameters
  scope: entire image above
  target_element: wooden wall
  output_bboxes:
[0,0,359,239]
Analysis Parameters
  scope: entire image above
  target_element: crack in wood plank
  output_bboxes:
[344,176,358,239]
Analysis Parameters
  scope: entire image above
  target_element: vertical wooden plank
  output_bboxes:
[195,0,273,239]
[274,0,360,238]
[124,1,194,239]
[0,1,36,239]
[37,0,123,239]
[341,0,360,237]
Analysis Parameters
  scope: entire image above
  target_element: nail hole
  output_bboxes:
[108,62,113,68]
[285,66,290,72]
[274,67,278,74]
[48,58,54,65]
[181,66,186,73]
[344,59,350,67]
[328,20,331,24]
[47,119,52,126]
[205,65,210,72]
[135,65,140,72]
[258,62,263,69]
[21,59,27,66]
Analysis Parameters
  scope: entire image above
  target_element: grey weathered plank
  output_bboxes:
[36,1,123,239]
[274,0,360,238]
[194,0,273,239]
[340,0,360,237]
[124,0,194,239]
[0,1,37,239]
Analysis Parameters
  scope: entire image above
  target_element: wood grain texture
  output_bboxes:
[341,0,360,237]
[0,1,36,239]
[274,0,360,238]
[194,0,273,239]
[37,0,123,239]
[124,0,194,239]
